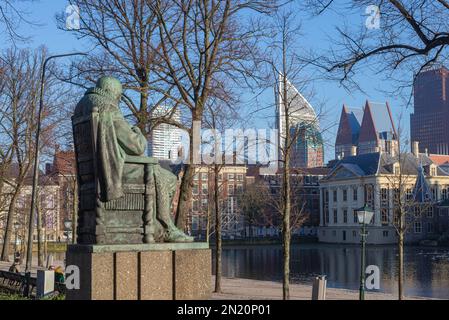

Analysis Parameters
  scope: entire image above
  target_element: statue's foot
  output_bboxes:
[165,228,194,243]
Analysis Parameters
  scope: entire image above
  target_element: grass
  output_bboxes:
[0,291,65,300]
[0,292,29,300]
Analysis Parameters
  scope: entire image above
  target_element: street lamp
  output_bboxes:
[25,52,87,295]
[64,219,72,243]
[13,221,20,255]
[355,204,374,300]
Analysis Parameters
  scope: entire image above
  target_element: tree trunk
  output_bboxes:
[398,232,404,300]
[175,164,194,230]
[37,206,44,267]
[1,189,20,261]
[214,164,222,293]
[72,182,78,244]
[282,74,291,300]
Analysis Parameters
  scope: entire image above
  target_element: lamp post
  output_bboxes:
[13,221,20,255]
[64,219,72,243]
[355,204,374,300]
[25,52,87,294]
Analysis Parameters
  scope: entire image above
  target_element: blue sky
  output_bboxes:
[2,0,415,163]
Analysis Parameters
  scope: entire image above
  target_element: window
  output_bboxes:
[192,200,199,211]
[383,230,389,237]
[237,174,244,181]
[343,210,348,223]
[325,210,329,224]
[431,188,437,201]
[427,206,434,218]
[406,189,413,201]
[343,189,347,202]
[414,221,422,233]
[381,188,388,202]
[202,184,208,195]
[236,184,243,194]
[427,222,434,233]
[414,206,421,218]
[193,184,199,195]
[353,210,358,223]
[228,173,234,181]
[201,173,208,181]
[201,199,208,211]
[353,187,358,201]
[228,184,234,195]
[381,208,389,225]
[431,167,437,176]
[353,230,357,237]
[333,190,337,202]
[333,210,338,224]
[194,174,199,181]
[192,216,199,230]
[443,188,448,200]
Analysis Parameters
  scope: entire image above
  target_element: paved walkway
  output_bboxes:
[211,277,435,300]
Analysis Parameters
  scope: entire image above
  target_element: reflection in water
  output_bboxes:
[213,244,449,299]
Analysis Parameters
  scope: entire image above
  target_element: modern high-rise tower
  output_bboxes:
[275,74,324,168]
[148,105,183,161]
[410,65,449,154]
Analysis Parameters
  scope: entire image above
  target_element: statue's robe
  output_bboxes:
[75,87,147,201]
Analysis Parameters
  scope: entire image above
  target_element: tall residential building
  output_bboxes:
[335,101,398,159]
[148,105,183,161]
[275,75,324,167]
[410,65,449,154]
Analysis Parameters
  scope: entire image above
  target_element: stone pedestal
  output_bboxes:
[65,243,211,300]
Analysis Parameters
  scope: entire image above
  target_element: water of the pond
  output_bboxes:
[212,243,449,299]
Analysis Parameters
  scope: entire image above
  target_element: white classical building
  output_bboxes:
[319,151,449,244]
[148,105,183,161]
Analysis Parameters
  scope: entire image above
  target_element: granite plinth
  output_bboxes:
[65,243,211,300]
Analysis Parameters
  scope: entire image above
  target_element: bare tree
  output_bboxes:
[304,0,449,93]
[237,181,268,238]
[149,0,278,230]
[0,47,68,262]
[59,0,277,232]
[379,116,434,300]
[265,9,322,300]
[0,0,37,42]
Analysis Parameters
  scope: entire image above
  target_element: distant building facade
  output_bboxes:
[187,164,250,240]
[148,105,183,161]
[256,167,329,237]
[335,101,398,159]
[410,66,449,155]
[275,75,324,168]
[319,151,449,244]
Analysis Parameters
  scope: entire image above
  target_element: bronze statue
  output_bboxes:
[73,76,192,243]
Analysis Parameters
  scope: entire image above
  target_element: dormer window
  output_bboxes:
[393,163,400,174]
[430,165,437,176]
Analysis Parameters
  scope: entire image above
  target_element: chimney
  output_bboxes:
[351,146,357,156]
[411,141,419,157]
[425,148,428,156]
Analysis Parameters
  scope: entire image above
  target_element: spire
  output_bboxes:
[412,162,433,203]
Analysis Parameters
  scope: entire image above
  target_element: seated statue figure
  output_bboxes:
[74,76,193,243]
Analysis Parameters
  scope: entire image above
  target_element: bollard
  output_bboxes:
[312,275,327,300]
[37,270,55,298]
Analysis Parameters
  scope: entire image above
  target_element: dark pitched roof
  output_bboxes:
[327,152,449,180]
[358,101,396,143]
[413,164,433,203]
[335,105,363,146]
[330,152,381,176]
